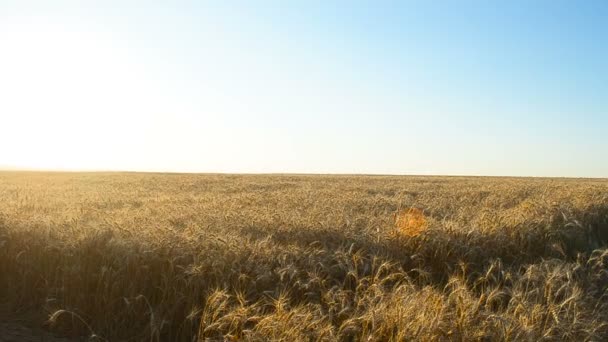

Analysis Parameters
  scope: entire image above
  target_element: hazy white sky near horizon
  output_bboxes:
[1,1,607,177]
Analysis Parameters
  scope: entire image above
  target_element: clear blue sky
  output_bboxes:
[1,1,606,177]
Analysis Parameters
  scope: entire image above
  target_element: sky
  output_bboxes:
[0,1,606,177]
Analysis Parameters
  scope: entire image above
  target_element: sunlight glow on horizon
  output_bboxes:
[1,1,607,177]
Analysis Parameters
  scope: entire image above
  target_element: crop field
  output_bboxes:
[0,172,607,341]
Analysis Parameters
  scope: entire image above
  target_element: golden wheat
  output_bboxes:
[0,172,607,341]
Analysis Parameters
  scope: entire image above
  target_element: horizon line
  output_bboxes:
[0,167,605,180]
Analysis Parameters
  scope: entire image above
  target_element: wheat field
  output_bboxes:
[0,172,607,341]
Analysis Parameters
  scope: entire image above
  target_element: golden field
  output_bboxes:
[0,172,607,341]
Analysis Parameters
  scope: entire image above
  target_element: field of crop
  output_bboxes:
[0,172,607,341]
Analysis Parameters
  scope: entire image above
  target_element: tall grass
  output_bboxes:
[0,172,607,340]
